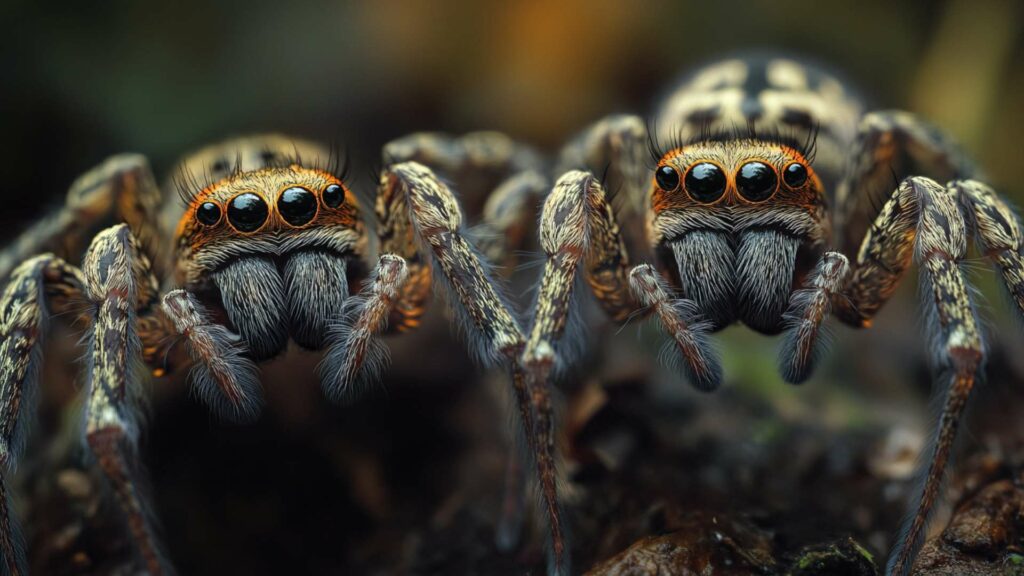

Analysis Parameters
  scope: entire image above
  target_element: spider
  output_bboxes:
[0,132,557,575]
[516,56,1024,576]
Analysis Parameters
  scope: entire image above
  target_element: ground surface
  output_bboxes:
[17,304,1024,575]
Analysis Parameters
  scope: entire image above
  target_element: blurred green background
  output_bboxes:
[3,0,1022,218]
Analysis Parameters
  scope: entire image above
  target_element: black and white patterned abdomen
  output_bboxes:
[655,56,863,189]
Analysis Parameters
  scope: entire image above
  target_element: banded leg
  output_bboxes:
[777,252,850,383]
[954,180,1024,315]
[836,110,974,259]
[161,290,262,423]
[0,154,164,282]
[0,255,86,575]
[320,255,408,403]
[556,114,648,221]
[832,178,985,576]
[81,224,171,575]
[385,131,548,275]
[523,170,720,391]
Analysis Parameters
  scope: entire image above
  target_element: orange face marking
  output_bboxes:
[176,165,362,253]
[651,140,823,213]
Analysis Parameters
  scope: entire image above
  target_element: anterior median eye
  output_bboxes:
[736,161,778,202]
[684,162,726,203]
[227,193,269,232]
[277,187,317,226]
[196,202,221,226]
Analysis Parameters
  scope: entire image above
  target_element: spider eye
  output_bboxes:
[783,162,808,188]
[227,193,269,233]
[655,165,680,191]
[323,183,345,208]
[684,162,726,203]
[196,202,221,226]
[736,161,778,202]
[277,186,317,226]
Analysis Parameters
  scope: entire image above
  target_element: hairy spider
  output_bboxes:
[0,132,555,575]
[518,56,1023,576]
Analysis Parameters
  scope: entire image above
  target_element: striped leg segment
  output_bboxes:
[0,255,86,575]
[0,154,164,283]
[81,224,171,575]
[557,114,648,219]
[778,251,850,384]
[955,180,1024,316]
[319,255,408,403]
[162,289,262,423]
[375,162,568,574]
[832,178,984,576]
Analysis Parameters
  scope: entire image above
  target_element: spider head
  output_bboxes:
[174,165,366,360]
[649,139,830,333]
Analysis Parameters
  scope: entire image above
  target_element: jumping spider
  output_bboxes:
[0,133,554,574]
[517,56,1023,575]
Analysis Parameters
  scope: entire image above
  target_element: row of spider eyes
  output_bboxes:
[194,184,345,232]
[655,160,809,203]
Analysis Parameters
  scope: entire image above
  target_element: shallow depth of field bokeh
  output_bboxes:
[4,0,1024,574]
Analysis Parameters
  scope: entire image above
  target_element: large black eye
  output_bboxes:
[684,162,727,203]
[655,165,680,191]
[323,183,345,208]
[277,186,318,226]
[736,161,778,202]
[783,162,808,188]
[227,193,269,232]
[196,202,221,226]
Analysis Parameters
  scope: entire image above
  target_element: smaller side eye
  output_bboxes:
[323,183,345,208]
[196,202,221,226]
[655,165,680,191]
[684,162,727,203]
[783,162,808,188]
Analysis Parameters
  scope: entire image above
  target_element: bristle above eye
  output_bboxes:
[645,116,820,168]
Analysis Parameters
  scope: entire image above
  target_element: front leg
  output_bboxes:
[81,224,172,575]
[0,254,87,575]
[322,162,569,574]
[523,170,721,391]
[832,178,989,576]
[0,154,165,282]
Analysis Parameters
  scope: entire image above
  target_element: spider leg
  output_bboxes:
[475,170,548,274]
[81,224,172,575]
[161,289,262,423]
[556,114,648,221]
[777,252,850,383]
[0,254,86,575]
[523,170,720,390]
[836,110,974,259]
[329,161,569,574]
[953,180,1024,315]
[0,154,165,283]
[384,130,548,274]
[833,177,983,576]
[319,254,408,403]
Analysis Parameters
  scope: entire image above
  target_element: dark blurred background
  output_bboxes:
[5,1,1024,574]
[3,0,1023,212]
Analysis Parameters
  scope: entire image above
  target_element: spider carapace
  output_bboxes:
[519,56,1023,576]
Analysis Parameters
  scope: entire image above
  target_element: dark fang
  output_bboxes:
[784,162,808,188]
[227,193,269,233]
[736,161,778,202]
[684,162,726,203]
[277,186,317,226]
[655,165,680,191]
[196,202,221,226]
[323,183,345,208]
